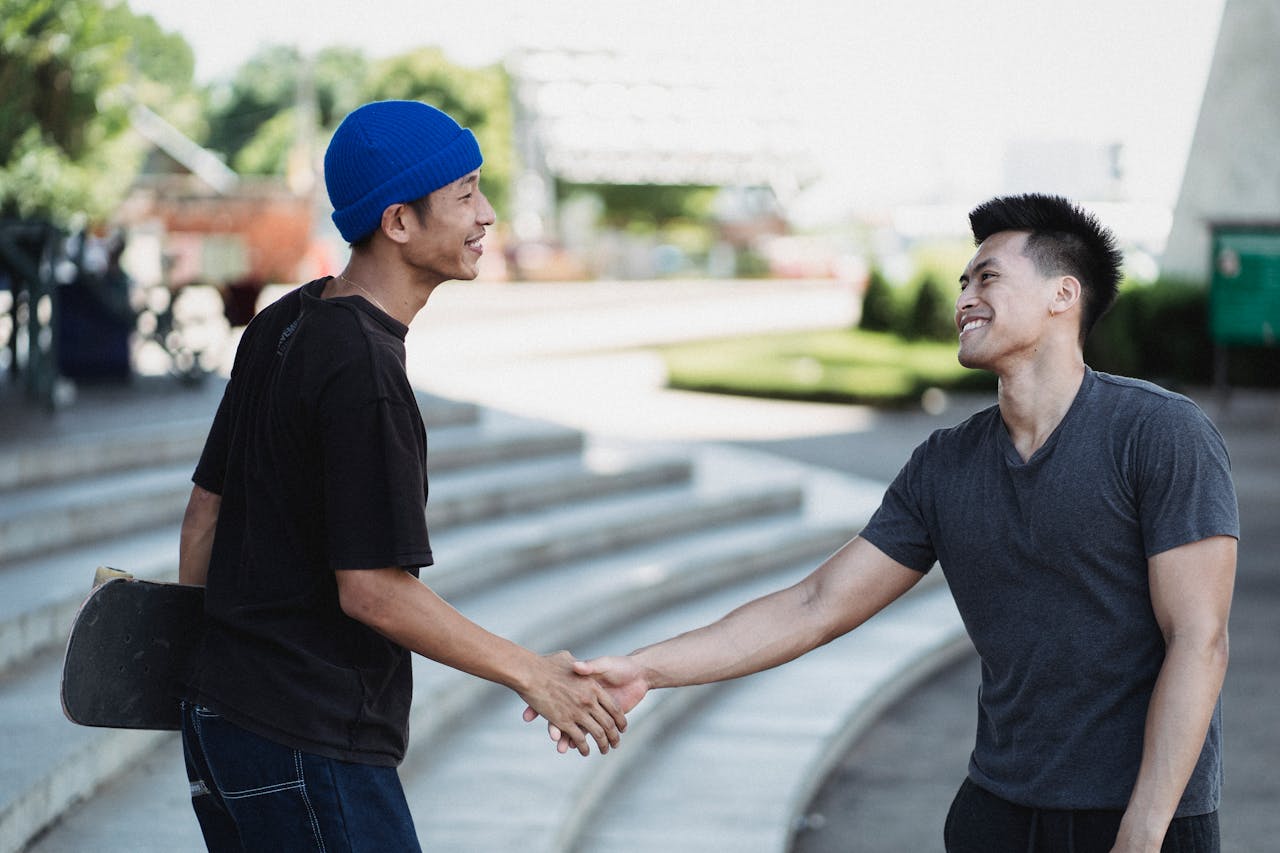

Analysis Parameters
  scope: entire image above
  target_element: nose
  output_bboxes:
[476,190,497,225]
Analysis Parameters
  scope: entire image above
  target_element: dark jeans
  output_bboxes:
[181,702,421,852]
[944,777,1220,853]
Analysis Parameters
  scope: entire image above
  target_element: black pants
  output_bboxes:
[944,778,1220,853]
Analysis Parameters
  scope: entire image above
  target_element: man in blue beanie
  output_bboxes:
[175,100,626,851]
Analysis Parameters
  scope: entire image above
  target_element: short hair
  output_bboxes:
[968,194,1123,341]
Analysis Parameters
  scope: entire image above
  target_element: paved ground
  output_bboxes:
[4,279,1275,852]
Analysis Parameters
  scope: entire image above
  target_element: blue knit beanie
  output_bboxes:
[324,100,484,243]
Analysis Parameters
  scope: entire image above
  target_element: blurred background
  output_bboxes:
[1,0,1276,406]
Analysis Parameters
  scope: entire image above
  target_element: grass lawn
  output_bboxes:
[659,328,996,407]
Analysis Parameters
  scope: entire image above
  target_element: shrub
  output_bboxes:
[904,274,957,342]
[858,266,899,333]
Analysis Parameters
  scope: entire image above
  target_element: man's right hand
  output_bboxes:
[522,655,651,754]
[516,651,628,757]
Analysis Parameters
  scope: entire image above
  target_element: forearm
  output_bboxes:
[1117,633,1228,850]
[178,485,220,586]
[633,582,828,689]
[339,568,538,692]
[633,537,920,689]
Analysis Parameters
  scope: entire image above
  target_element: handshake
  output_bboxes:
[518,652,651,756]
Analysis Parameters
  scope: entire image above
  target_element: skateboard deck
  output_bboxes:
[61,569,205,730]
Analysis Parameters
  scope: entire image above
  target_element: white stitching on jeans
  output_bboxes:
[295,750,326,853]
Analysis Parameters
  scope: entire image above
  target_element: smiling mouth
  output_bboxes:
[465,236,484,254]
[959,318,989,336]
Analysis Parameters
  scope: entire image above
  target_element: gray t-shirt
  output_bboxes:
[861,368,1238,815]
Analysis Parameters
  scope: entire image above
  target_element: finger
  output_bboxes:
[572,659,596,676]
[583,716,613,755]
[522,706,538,723]
[596,687,627,732]
[547,722,563,742]
[594,705,622,748]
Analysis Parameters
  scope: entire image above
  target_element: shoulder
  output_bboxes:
[924,402,1002,450]
[1089,370,1213,430]
[901,403,1001,472]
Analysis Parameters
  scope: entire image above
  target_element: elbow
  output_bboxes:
[335,569,399,632]
[1167,624,1230,676]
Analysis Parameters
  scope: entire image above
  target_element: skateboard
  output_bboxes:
[61,568,205,730]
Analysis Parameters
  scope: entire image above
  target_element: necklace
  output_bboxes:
[336,272,392,317]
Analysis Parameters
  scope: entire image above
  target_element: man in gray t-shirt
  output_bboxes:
[533,194,1238,853]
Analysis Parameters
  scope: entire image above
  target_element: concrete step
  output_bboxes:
[18,514,851,852]
[3,432,822,852]
[567,582,968,853]
[397,573,966,852]
[0,464,194,566]
[0,412,585,567]
[0,449,692,675]
[0,390,478,492]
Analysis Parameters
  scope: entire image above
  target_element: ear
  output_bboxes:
[379,203,412,245]
[1049,275,1081,318]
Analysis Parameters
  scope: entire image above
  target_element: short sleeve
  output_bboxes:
[1132,398,1239,558]
[193,385,232,495]
[319,356,432,571]
[859,443,938,573]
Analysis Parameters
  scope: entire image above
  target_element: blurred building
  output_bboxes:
[119,104,324,324]
[1164,0,1280,281]
[505,49,818,279]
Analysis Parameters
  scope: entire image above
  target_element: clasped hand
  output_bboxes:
[522,655,650,755]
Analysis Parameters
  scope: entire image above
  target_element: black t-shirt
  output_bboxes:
[185,279,432,766]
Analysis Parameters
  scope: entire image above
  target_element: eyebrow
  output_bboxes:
[453,172,480,190]
[959,257,996,284]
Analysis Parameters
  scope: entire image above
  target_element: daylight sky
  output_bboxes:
[128,0,1226,221]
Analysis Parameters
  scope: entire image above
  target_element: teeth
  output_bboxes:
[961,319,987,333]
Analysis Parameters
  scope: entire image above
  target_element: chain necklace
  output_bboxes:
[336,272,392,317]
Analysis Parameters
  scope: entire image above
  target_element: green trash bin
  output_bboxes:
[1209,223,1280,347]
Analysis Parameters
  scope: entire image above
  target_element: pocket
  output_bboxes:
[193,709,305,800]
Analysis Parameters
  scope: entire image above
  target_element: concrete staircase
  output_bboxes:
[1,385,968,853]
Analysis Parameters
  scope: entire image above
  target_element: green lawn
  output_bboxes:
[660,328,996,406]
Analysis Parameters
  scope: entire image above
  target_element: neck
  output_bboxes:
[326,258,438,325]
[996,351,1086,462]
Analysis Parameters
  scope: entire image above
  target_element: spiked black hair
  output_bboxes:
[968,194,1123,341]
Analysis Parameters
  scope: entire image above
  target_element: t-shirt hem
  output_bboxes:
[184,690,405,767]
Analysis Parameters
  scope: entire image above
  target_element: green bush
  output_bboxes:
[858,266,899,333]
[905,274,957,342]
[1085,279,1279,388]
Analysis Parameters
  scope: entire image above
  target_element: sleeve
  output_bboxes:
[318,350,432,572]
[192,387,232,495]
[858,441,938,573]
[1133,398,1239,558]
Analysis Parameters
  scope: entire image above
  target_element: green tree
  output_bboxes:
[858,266,899,333]
[0,0,196,223]
[905,273,957,341]
[556,182,717,228]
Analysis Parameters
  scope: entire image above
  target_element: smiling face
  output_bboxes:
[955,230,1063,372]
[402,170,496,285]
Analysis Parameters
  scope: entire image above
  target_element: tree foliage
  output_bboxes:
[202,44,513,214]
[0,0,195,223]
[905,273,957,341]
[858,266,899,333]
